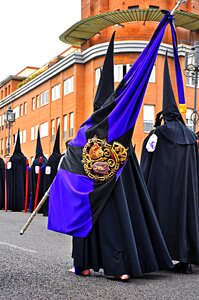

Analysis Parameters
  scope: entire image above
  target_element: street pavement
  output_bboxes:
[1,211,199,300]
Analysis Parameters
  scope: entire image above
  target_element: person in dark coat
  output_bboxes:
[0,157,5,210]
[140,54,199,274]
[29,128,47,212]
[67,32,173,280]
[5,130,28,211]
[42,125,62,216]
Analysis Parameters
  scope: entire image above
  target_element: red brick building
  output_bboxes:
[0,0,198,161]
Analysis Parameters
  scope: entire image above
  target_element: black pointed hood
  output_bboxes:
[93,32,115,112]
[162,53,183,122]
[35,128,44,158]
[13,129,22,154]
[157,54,196,144]
[53,125,61,155]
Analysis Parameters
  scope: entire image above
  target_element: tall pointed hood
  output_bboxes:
[53,125,61,155]
[162,53,182,121]
[157,54,196,144]
[35,128,44,158]
[13,129,22,154]
[93,32,115,112]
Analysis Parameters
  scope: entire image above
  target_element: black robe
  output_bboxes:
[72,146,173,277]
[29,155,47,212]
[6,153,27,212]
[0,158,5,209]
[42,153,62,216]
[140,122,199,265]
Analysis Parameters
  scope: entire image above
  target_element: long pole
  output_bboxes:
[170,0,187,16]
[7,121,10,154]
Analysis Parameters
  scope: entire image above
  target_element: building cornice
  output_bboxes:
[0,41,192,109]
[0,75,26,88]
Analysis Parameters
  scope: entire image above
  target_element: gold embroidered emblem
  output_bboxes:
[82,136,128,181]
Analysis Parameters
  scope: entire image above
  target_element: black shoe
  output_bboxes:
[171,262,192,274]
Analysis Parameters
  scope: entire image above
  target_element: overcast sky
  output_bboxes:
[0,0,81,82]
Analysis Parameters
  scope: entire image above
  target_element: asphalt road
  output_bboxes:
[1,211,199,300]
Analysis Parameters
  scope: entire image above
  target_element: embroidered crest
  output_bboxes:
[82,136,128,181]
[146,133,158,152]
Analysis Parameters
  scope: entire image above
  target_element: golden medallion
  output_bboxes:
[82,136,128,181]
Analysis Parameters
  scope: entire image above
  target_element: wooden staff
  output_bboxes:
[20,187,50,235]
[170,0,187,15]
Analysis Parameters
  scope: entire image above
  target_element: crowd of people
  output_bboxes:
[0,126,62,216]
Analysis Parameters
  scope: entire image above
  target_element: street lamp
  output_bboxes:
[4,106,15,154]
[184,45,199,132]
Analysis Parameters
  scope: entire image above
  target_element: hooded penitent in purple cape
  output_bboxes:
[48,13,179,277]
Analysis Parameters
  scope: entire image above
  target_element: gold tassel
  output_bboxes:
[178,103,187,114]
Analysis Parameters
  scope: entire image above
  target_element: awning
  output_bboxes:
[59,9,199,46]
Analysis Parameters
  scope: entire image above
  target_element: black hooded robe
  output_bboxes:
[42,125,62,216]
[140,55,199,265]
[0,158,5,209]
[6,130,27,211]
[29,129,47,212]
[72,33,173,277]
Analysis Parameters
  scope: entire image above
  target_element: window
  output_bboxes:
[149,66,156,83]
[95,68,102,85]
[149,5,159,9]
[31,127,35,141]
[13,106,19,119]
[12,133,16,146]
[128,5,139,9]
[143,105,155,132]
[186,54,199,88]
[35,125,39,139]
[24,102,27,114]
[1,138,4,154]
[23,130,26,143]
[186,74,199,88]
[40,122,48,138]
[32,97,36,110]
[20,131,23,144]
[186,108,194,131]
[40,91,49,106]
[64,76,74,95]
[114,64,132,82]
[56,117,60,129]
[20,104,23,116]
[36,95,40,108]
[2,115,4,130]
[52,84,60,101]
[69,112,74,137]
[63,115,68,139]
[51,119,55,142]
[5,137,8,153]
